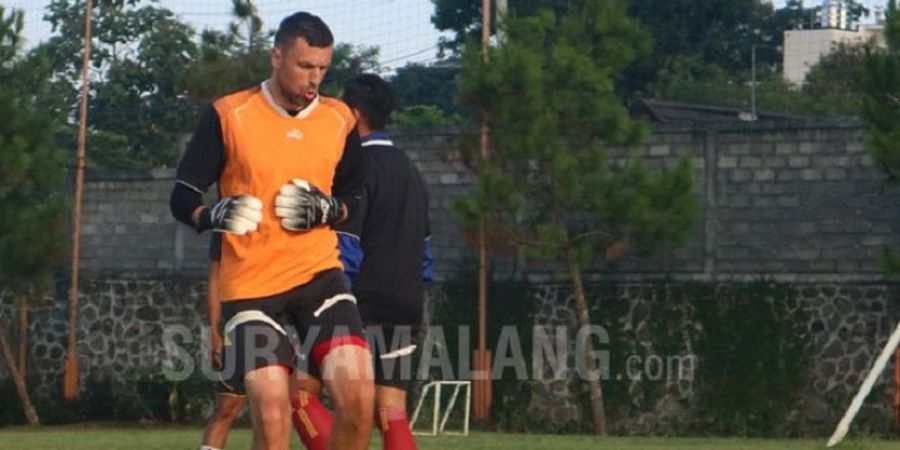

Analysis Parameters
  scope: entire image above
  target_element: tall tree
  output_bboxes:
[861,0,900,180]
[0,6,68,425]
[457,1,699,434]
[321,43,380,96]
[431,0,568,55]
[390,62,461,113]
[432,1,868,96]
[184,1,379,101]
[43,0,198,169]
[183,0,270,102]
[860,0,900,272]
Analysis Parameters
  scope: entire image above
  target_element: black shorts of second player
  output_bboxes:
[216,374,247,397]
[365,324,421,391]
[219,268,368,386]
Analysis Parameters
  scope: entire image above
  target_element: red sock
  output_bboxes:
[377,407,417,450]
[291,391,333,450]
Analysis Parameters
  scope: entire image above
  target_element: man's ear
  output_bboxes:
[271,45,282,70]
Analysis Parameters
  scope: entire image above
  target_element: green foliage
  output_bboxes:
[392,105,463,129]
[431,1,856,97]
[860,1,900,276]
[653,41,871,117]
[390,62,462,114]
[320,43,380,96]
[691,282,811,437]
[42,0,200,169]
[181,24,269,102]
[36,0,383,169]
[457,1,698,268]
[0,6,67,294]
[625,0,775,93]
[861,0,900,180]
[801,41,872,116]
[429,276,813,435]
[651,55,797,113]
[0,369,216,426]
[431,0,571,56]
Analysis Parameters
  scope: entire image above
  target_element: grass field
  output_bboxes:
[0,426,896,450]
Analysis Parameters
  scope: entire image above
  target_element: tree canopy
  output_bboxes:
[457,0,699,433]
[0,6,67,293]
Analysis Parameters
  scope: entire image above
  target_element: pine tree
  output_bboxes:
[0,6,68,425]
[457,1,699,434]
[860,0,900,272]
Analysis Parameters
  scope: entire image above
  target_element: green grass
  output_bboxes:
[0,425,895,450]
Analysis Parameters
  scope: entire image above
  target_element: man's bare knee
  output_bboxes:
[334,379,374,420]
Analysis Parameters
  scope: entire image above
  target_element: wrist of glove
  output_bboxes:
[199,194,263,235]
[275,178,344,231]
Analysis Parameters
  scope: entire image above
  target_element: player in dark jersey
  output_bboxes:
[170,12,373,450]
[294,74,432,450]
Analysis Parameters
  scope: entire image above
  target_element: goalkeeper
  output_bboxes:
[293,73,433,450]
[170,11,373,450]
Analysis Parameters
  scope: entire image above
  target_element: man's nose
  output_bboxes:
[310,68,324,85]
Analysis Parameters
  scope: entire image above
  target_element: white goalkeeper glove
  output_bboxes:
[200,195,263,235]
[275,179,344,231]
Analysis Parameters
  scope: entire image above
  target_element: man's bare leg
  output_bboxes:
[245,365,292,450]
[202,393,246,449]
[320,345,375,450]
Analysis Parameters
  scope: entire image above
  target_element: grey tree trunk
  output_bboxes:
[567,247,607,435]
[0,328,40,425]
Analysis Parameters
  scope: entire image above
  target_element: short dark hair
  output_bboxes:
[275,12,333,48]
[341,74,396,131]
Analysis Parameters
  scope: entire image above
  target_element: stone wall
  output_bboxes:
[0,278,206,399]
[4,120,900,434]
[526,282,900,435]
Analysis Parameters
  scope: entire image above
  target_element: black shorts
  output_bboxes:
[219,269,368,386]
[365,324,420,390]
[216,373,247,396]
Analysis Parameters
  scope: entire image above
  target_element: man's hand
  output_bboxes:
[275,179,344,231]
[200,195,263,234]
[209,329,223,370]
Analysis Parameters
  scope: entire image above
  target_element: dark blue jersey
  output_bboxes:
[336,131,432,325]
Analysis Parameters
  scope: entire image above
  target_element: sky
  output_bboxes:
[6,0,450,71]
[6,0,886,69]
[772,0,883,19]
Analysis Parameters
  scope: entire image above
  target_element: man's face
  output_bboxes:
[271,37,333,109]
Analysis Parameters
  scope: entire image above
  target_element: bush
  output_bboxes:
[690,282,811,436]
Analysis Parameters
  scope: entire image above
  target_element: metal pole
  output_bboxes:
[496,0,508,44]
[751,44,757,121]
[63,0,94,401]
[474,0,492,422]
[894,346,900,434]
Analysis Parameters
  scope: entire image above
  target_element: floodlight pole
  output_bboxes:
[751,44,757,121]
[63,0,94,401]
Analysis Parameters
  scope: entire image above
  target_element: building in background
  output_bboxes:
[783,0,885,86]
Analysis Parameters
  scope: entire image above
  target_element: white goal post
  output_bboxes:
[410,380,471,436]
[827,319,900,447]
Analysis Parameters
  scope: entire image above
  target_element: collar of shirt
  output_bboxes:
[361,131,393,147]
[260,80,319,119]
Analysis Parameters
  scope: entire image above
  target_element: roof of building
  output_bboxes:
[630,98,812,126]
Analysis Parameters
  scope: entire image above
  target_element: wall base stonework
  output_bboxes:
[524,282,900,436]
[2,277,899,435]
[0,276,207,400]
